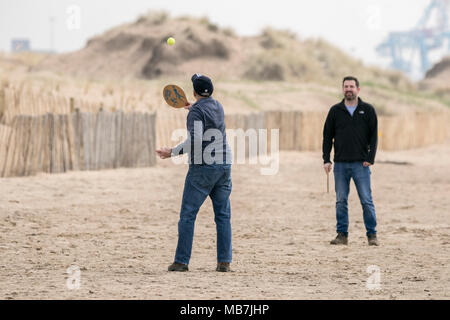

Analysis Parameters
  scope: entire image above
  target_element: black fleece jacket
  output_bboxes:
[322,97,378,164]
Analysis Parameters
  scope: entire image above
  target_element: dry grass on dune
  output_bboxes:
[421,56,450,105]
[1,66,448,123]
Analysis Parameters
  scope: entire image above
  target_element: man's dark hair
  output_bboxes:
[342,76,359,88]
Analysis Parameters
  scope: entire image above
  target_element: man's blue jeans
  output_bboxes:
[333,161,377,236]
[175,164,232,265]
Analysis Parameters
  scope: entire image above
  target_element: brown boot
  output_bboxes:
[330,232,348,245]
[216,262,231,272]
[168,262,188,272]
[367,234,379,246]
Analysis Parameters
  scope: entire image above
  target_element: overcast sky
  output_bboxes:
[0,0,441,72]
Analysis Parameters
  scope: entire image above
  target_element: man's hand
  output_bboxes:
[324,162,332,174]
[156,147,172,159]
[363,162,372,167]
[184,101,192,110]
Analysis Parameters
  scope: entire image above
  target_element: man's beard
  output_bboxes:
[345,92,356,100]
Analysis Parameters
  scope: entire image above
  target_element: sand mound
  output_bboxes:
[420,56,450,96]
[34,12,241,81]
[425,56,450,79]
[32,11,412,90]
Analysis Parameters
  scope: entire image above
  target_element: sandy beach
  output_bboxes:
[0,142,449,300]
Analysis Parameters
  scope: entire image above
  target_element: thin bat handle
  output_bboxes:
[327,171,329,193]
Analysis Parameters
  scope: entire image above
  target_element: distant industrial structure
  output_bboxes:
[10,16,56,54]
[377,0,450,78]
[11,39,31,52]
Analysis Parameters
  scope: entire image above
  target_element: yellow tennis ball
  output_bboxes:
[167,37,175,46]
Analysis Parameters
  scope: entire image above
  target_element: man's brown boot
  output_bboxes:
[216,262,231,272]
[168,262,188,272]
[367,234,379,246]
[330,232,348,245]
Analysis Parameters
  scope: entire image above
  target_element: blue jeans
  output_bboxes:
[333,161,377,236]
[175,164,232,265]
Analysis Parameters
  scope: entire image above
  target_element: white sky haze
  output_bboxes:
[0,0,444,72]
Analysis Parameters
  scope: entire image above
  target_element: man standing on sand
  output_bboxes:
[156,74,233,272]
[322,76,379,246]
